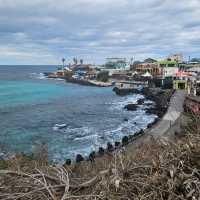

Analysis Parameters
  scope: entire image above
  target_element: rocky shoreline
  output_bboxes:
[113,87,140,96]
[124,88,174,117]
[142,88,174,117]
[63,88,174,165]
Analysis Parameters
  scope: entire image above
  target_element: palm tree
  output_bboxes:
[73,57,78,65]
[130,57,133,65]
[62,58,65,71]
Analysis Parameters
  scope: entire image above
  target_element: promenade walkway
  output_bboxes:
[124,90,186,154]
[149,90,186,136]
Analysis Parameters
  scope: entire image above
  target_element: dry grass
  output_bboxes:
[0,113,200,200]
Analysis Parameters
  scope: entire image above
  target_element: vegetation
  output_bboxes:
[62,58,66,67]
[0,113,199,200]
[96,71,109,82]
[73,58,78,65]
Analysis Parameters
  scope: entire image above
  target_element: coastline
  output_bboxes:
[68,88,183,165]
[0,90,195,200]
[0,85,175,164]
[65,88,175,164]
[0,70,176,164]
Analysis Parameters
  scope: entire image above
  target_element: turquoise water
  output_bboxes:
[0,80,66,107]
[0,66,156,163]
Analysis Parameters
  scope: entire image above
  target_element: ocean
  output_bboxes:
[0,65,156,163]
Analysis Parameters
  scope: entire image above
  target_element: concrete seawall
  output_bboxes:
[125,90,186,152]
[64,90,186,164]
[148,90,186,137]
[66,77,112,87]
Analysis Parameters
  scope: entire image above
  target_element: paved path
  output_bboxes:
[124,90,186,155]
[149,90,186,136]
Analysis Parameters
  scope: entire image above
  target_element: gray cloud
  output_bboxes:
[0,0,200,64]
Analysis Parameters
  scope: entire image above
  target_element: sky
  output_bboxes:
[0,0,200,65]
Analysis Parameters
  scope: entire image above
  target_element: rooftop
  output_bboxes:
[158,60,177,65]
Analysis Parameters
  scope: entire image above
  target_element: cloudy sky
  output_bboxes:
[0,0,200,65]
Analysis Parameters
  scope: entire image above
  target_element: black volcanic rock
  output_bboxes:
[145,102,153,106]
[113,87,140,96]
[145,107,166,118]
[142,88,174,118]
[89,151,96,162]
[128,135,135,142]
[124,118,129,122]
[145,108,157,115]
[138,129,144,136]
[147,123,153,129]
[65,159,71,165]
[122,136,129,146]
[137,98,145,105]
[115,141,121,147]
[107,142,114,152]
[98,147,105,156]
[76,154,84,163]
[124,104,138,111]
[134,131,140,137]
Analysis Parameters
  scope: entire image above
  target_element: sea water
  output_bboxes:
[0,65,156,163]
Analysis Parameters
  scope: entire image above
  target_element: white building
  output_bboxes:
[167,53,183,63]
[104,58,130,75]
[162,67,179,78]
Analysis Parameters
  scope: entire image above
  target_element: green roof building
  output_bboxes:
[158,60,177,67]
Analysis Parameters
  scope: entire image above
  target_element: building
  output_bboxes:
[186,67,200,74]
[70,64,91,72]
[167,53,183,63]
[173,71,195,92]
[132,58,160,77]
[185,96,200,115]
[158,54,183,78]
[85,69,99,80]
[109,71,131,80]
[104,58,130,75]
[105,58,128,70]
[144,58,157,63]
[134,63,160,76]
[155,59,179,89]
[173,77,188,91]
[158,60,178,78]
[113,80,149,95]
[115,80,148,89]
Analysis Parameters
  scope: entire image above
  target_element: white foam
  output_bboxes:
[49,93,158,163]
[30,73,47,80]
[74,134,98,141]
[108,94,144,110]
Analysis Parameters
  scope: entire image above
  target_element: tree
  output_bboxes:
[130,57,133,65]
[62,58,65,70]
[73,57,78,65]
[97,71,109,82]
